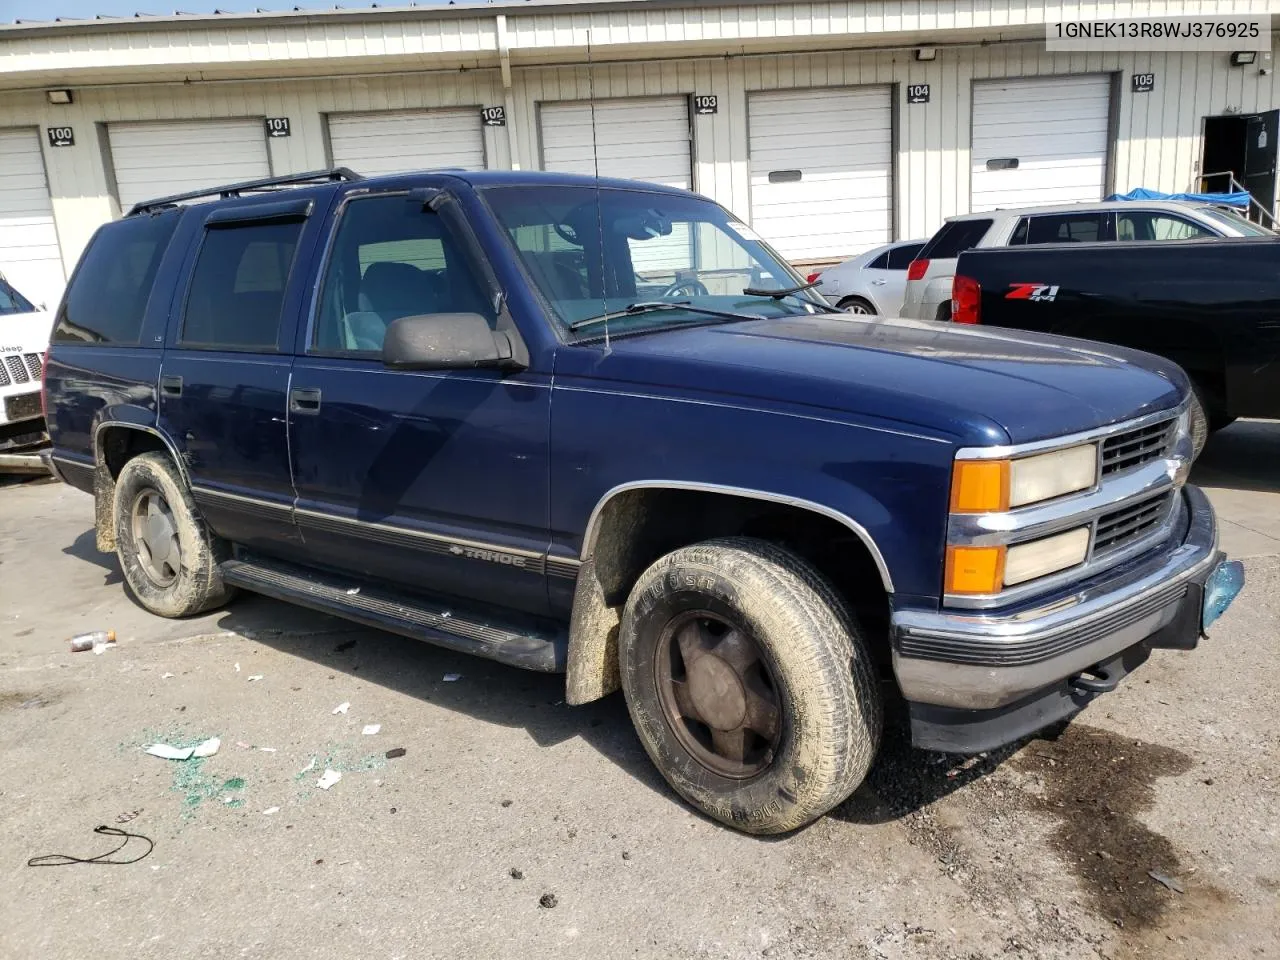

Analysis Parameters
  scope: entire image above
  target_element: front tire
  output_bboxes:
[619,537,882,834]
[113,452,235,618]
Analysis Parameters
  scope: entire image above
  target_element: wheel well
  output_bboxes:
[587,488,891,663]
[98,426,170,479]
[837,295,875,312]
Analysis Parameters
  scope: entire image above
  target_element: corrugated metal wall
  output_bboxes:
[4,38,1279,275]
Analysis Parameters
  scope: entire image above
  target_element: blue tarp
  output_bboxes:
[1105,187,1251,209]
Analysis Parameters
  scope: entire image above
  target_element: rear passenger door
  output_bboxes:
[159,199,319,553]
[287,190,551,616]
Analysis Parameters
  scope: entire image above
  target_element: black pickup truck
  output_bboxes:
[952,237,1280,435]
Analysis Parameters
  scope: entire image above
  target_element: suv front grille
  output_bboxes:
[3,354,31,385]
[1093,492,1174,557]
[1101,419,1175,476]
[23,353,42,381]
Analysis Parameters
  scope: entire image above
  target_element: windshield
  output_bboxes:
[1196,206,1275,236]
[483,185,825,339]
[0,277,37,316]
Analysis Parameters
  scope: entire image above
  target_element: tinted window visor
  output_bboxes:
[482,185,817,340]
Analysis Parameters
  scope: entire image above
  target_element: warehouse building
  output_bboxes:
[2,0,1280,307]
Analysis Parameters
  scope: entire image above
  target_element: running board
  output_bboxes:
[220,556,566,673]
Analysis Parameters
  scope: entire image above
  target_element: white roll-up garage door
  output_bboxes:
[748,87,893,263]
[0,128,64,310]
[108,119,271,212]
[540,97,693,275]
[539,96,692,188]
[327,109,486,177]
[971,76,1112,212]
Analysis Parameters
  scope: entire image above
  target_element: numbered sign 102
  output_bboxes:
[481,106,507,127]
[693,95,718,115]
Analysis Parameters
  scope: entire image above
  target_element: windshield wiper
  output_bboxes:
[739,280,833,312]
[568,301,761,332]
[742,280,819,299]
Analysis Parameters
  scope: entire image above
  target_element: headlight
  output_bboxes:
[950,444,1098,512]
[944,526,1090,594]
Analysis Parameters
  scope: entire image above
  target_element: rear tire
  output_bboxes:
[837,296,876,315]
[113,452,235,618]
[618,537,882,834]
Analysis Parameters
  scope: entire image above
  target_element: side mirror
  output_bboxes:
[382,313,526,371]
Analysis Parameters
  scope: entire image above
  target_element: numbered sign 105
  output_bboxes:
[1132,74,1156,94]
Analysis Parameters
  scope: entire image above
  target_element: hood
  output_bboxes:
[0,309,54,356]
[576,314,1185,445]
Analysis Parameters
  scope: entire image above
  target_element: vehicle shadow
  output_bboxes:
[60,527,124,587]
[1191,418,1280,495]
[212,595,676,803]
[832,697,1052,826]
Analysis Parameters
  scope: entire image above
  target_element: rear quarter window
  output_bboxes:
[918,219,994,261]
[52,210,181,344]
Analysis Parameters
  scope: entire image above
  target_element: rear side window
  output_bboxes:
[918,220,993,260]
[181,220,303,349]
[886,242,926,269]
[1116,212,1212,242]
[867,251,891,269]
[1018,213,1109,244]
[53,211,180,344]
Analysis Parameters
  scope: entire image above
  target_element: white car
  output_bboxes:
[810,239,926,316]
[899,200,1274,322]
[0,275,54,474]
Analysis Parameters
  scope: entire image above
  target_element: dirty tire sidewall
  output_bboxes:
[1188,384,1209,460]
[620,537,882,835]
[114,452,234,618]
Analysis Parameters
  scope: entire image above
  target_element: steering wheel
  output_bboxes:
[554,221,580,245]
[660,278,709,298]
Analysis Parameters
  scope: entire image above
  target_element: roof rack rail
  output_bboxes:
[127,167,362,216]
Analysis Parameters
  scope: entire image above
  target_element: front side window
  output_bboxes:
[1116,212,1212,242]
[312,194,494,354]
[181,220,303,349]
[483,185,812,339]
[53,210,181,344]
[0,278,36,316]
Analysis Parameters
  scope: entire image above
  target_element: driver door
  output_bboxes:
[287,190,552,616]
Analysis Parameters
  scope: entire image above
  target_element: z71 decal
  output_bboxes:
[1005,283,1060,302]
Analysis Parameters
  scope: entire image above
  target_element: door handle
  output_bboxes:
[871,279,888,286]
[160,375,183,397]
[290,387,322,414]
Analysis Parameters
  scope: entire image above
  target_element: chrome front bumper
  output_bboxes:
[891,484,1220,711]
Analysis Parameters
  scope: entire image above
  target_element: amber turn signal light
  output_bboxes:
[945,545,1006,595]
[949,460,1010,513]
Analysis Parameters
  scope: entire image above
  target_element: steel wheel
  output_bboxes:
[130,487,182,587]
[654,610,782,779]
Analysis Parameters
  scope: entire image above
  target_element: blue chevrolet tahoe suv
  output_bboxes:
[43,168,1243,834]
